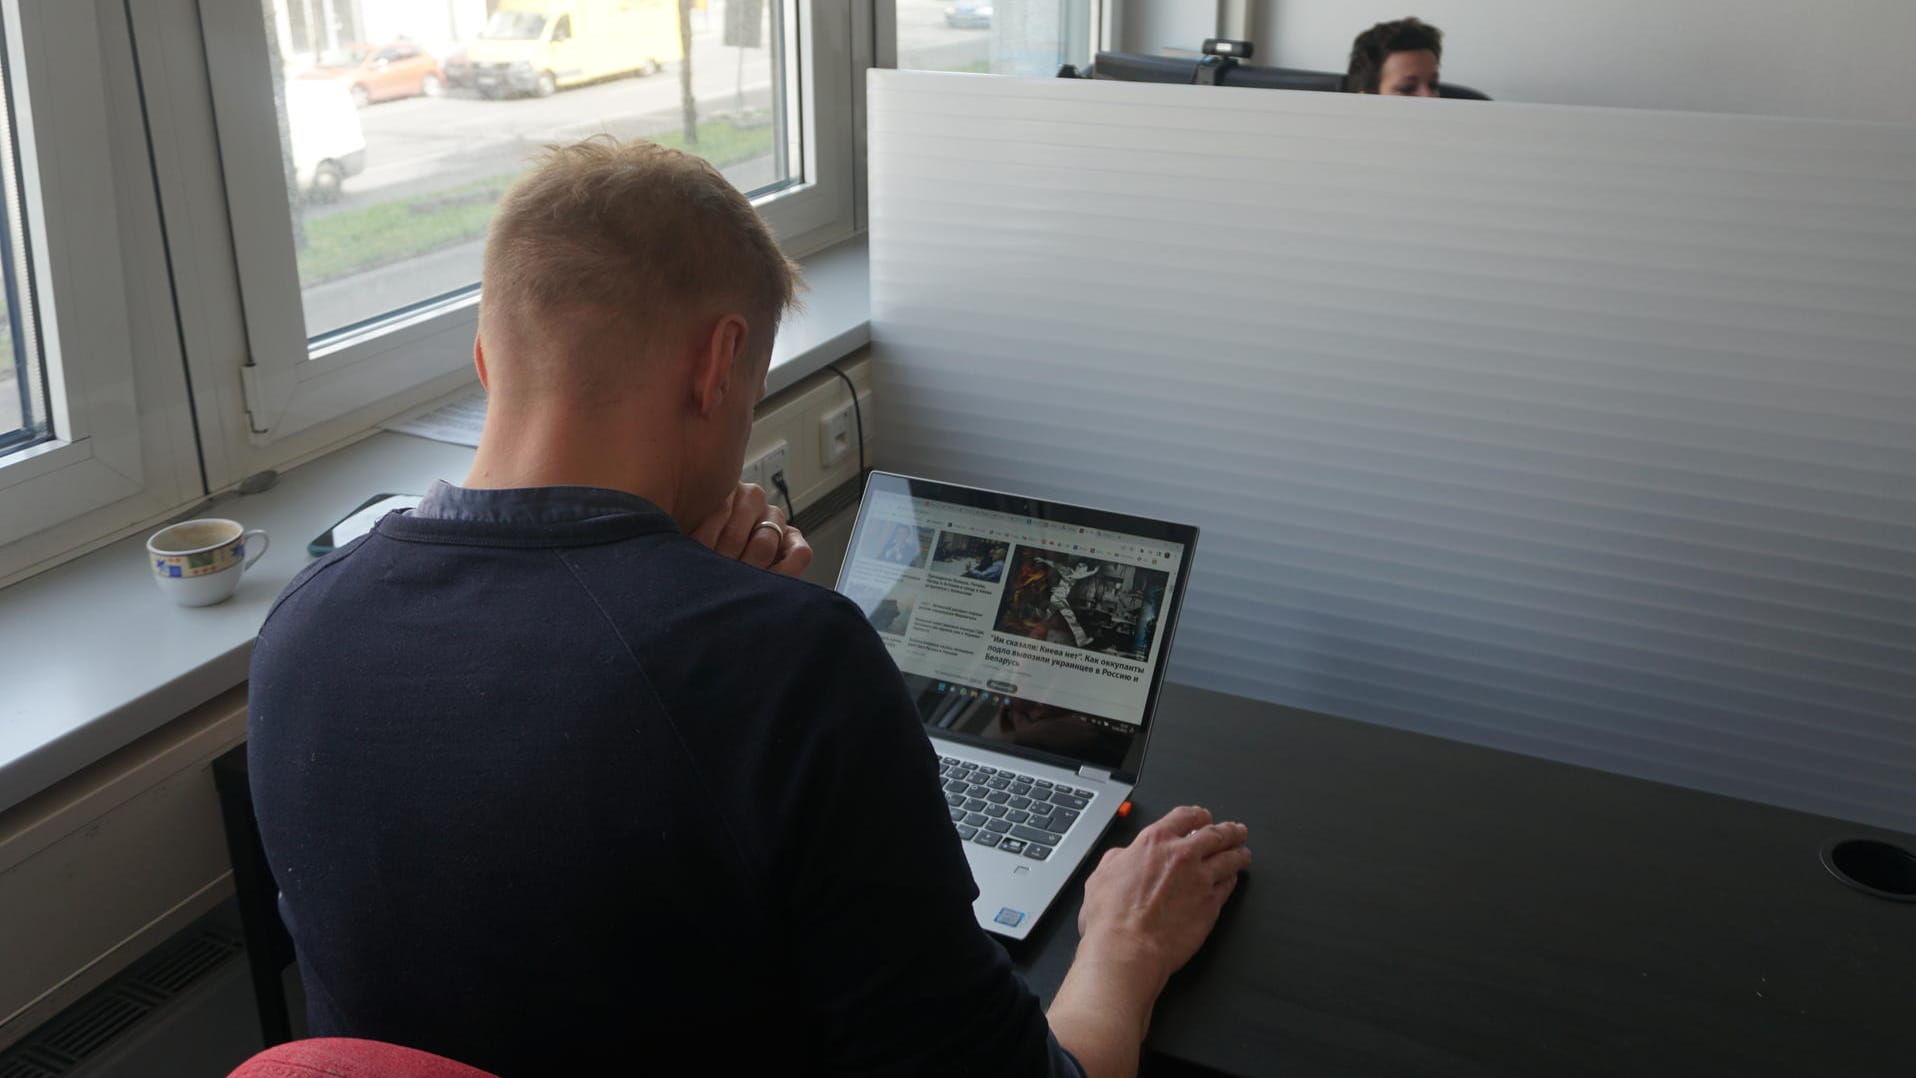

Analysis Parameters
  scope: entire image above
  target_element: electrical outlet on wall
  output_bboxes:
[749,440,791,512]
[820,403,853,468]
[819,393,872,469]
[742,356,872,522]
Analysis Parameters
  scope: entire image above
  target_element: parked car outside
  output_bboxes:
[465,0,680,99]
[442,45,474,90]
[302,41,444,107]
[945,3,992,29]
[284,79,366,202]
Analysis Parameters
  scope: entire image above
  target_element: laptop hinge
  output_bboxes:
[1077,765,1113,783]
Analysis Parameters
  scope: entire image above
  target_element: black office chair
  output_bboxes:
[213,746,300,1047]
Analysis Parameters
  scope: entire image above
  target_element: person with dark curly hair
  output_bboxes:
[1347,16,1443,96]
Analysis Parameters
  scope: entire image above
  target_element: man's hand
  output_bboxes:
[1078,805,1250,979]
[1046,806,1251,1078]
[690,482,813,577]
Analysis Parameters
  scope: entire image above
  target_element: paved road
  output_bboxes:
[896,0,995,67]
[316,80,781,217]
[295,1,991,333]
[317,27,778,215]
[298,9,788,333]
[321,2,991,215]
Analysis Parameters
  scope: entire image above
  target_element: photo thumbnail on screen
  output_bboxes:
[859,521,933,569]
[846,581,917,638]
[992,547,1170,661]
[928,531,1009,583]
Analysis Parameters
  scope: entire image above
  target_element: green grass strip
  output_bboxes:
[297,117,777,286]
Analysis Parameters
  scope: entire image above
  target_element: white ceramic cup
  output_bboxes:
[147,518,270,607]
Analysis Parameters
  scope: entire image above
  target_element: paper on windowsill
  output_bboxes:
[384,386,487,447]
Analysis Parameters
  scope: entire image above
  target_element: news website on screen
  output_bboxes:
[842,489,1184,771]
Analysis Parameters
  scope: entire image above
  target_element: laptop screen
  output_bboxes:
[837,473,1197,779]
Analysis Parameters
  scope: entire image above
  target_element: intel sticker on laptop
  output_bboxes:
[993,907,1025,927]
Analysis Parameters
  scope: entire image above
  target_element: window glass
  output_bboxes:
[0,33,44,461]
[896,1,1092,77]
[262,0,796,342]
[483,12,548,41]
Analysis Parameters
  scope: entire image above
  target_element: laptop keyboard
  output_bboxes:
[938,756,1093,862]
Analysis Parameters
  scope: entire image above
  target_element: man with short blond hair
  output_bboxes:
[479,139,798,402]
[250,138,1248,1078]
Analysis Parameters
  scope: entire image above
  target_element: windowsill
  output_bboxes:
[0,238,869,815]
[767,236,869,395]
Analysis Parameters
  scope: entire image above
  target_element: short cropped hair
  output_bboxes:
[481,138,799,352]
[1346,17,1443,94]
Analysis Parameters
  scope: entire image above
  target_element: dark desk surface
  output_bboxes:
[1010,684,1915,1077]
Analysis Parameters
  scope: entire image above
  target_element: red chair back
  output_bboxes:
[228,1037,499,1078]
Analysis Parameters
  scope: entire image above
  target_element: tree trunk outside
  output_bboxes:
[678,0,699,145]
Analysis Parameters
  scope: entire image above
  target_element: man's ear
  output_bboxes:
[690,313,751,418]
[473,333,490,391]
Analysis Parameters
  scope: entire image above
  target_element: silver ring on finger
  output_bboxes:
[752,519,786,540]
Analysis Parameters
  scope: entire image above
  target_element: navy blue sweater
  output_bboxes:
[248,485,1081,1077]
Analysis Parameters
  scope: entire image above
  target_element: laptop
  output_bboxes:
[835,472,1198,939]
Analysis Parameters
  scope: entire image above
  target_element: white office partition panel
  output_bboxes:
[867,70,1916,830]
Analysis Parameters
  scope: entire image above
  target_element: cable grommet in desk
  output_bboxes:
[1821,838,1916,902]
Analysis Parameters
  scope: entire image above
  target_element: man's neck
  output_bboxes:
[464,405,685,521]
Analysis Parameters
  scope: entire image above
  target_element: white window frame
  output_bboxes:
[155,0,863,488]
[0,0,202,583]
